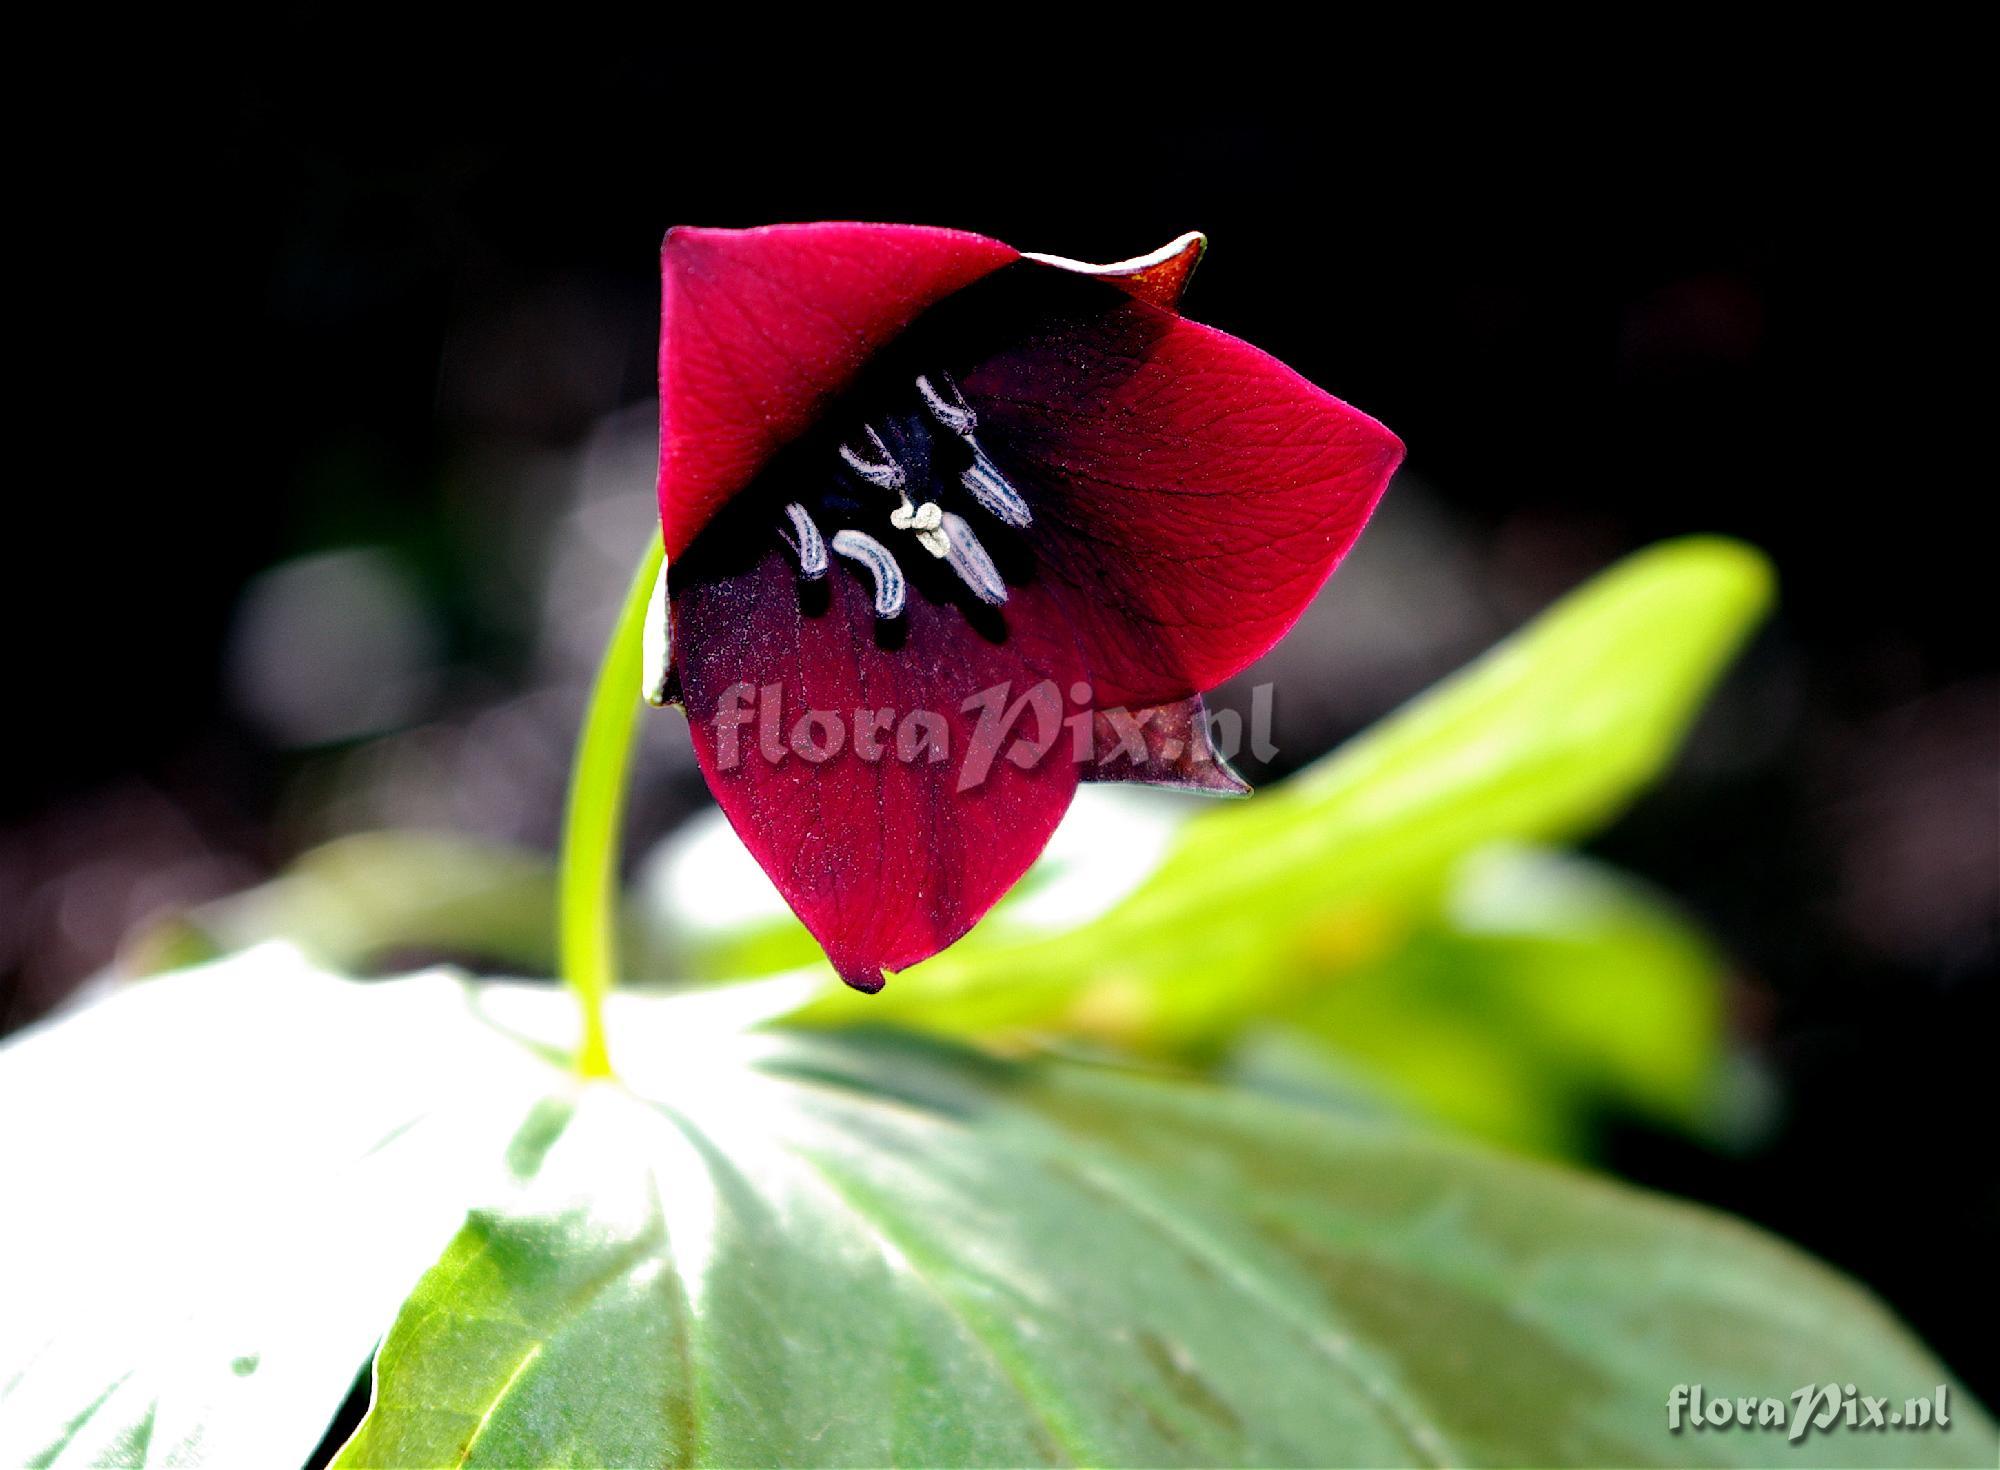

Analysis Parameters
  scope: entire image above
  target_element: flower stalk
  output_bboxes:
[558,532,665,1077]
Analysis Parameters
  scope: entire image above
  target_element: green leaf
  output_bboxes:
[9,950,1981,1468]
[1236,843,1751,1155]
[343,987,1987,1468]
[790,536,1776,1050]
[125,830,675,983]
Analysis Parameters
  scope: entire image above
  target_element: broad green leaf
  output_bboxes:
[2,955,1987,1468]
[345,982,1985,1468]
[790,536,1776,1049]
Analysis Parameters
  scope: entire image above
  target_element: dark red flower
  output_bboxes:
[653,223,1401,992]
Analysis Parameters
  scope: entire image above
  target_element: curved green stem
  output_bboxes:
[558,533,665,1078]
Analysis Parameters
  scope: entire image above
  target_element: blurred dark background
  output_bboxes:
[8,24,1991,1399]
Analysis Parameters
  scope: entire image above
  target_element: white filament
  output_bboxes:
[837,425,906,491]
[962,448,1033,528]
[940,511,1008,605]
[920,372,1032,528]
[830,529,906,618]
[916,372,977,435]
[780,502,828,579]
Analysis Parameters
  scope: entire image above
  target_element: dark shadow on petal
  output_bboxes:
[872,612,909,652]
[960,601,1010,647]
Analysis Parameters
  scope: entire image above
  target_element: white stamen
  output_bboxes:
[780,501,828,579]
[939,511,1008,605]
[641,551,673,706]
[916,372,977,435]
[831,529,906,618]
[837,425,905,491]
[921,370,1030,527]
[962,448,1034,528]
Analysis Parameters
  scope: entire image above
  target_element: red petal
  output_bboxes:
[657,224,1018,560]
[966,296,1404,708]
[1082,694,1249,795]
[672,549,1087,991]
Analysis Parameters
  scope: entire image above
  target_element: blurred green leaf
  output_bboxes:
[791,536,1776,1053]
[5,951,1988,1468]
[1235,843,1751,1155]
[127,830,673,982]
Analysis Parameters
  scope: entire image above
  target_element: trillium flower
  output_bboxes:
[649,223,1401,992]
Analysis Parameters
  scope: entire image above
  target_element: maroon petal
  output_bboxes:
[1082,694,1248,795]
[658,223,1018,560]
[965,292,1404,708]
[672,548,1088,992]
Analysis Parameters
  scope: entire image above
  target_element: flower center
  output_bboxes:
[777,371,1027,619]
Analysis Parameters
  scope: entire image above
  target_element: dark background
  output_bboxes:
[9,25,1992,1401]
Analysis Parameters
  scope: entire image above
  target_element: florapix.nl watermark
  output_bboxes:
[1668,1383,1955,1445]
[706,679,1278,791]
